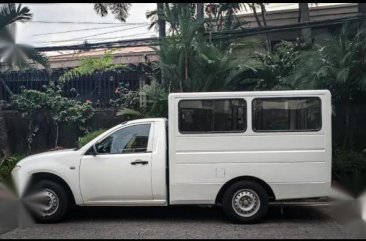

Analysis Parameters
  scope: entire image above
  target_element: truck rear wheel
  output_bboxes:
[23,180,69,223]
[222,181,269,223]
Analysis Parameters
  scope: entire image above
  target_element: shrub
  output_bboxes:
[332,148,366,197]
[0,154,24,189]
[11,82,95,151]
[78,129,106,148]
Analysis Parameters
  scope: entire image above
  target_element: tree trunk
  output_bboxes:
[343,104,353,148]
[196,3,204,21]
[358,3,366,14]
[358,3,366,27]
[157,3,166,38]
[259,3,267,27]
[55,124,59,148]
[157,3,166,87]
[299,3,312,46]
[251,5,262,28]
[0,105,10,157]
[196,3,205,35]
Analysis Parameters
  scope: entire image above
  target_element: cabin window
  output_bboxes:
[252,97,321,132]
[179,99,247,133]
[95,124,151,154]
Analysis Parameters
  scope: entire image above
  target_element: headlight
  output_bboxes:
[12,165,21,174]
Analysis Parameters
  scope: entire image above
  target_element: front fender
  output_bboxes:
[12,150,84,205]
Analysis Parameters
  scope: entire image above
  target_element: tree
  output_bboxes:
[157,3,166,38]
[146,3,195,36]
[0,3,49,157]
[298,3,312,46]
[196,3,204,36]
[240,41,301,91]
[155,4,244,93]
[205,3,247,31]
[11,83,95,150]
[93,3,131,22]
[358,3,366,14]
[290,24,366,147]
[196,3,204,21]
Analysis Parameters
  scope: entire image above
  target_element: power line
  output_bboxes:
[209,14,366,41]
[35,37,159,52]
[30,20,150,25]
[35,14,366,52]
[78,32,156,42]
[39,32,156,47]
[35,24,151,44]
[33,24,130,37]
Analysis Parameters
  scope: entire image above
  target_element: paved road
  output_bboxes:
[0,205,350,239]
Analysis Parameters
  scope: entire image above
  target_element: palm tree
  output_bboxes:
[0,3,49,157]
[290,24,366,146]
[93,3,131,22]
[146,3,195,36]
[157,3,166,38]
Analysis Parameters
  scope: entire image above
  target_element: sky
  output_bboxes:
[15,3,348,50]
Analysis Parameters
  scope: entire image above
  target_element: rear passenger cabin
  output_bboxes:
[168,90,332,204]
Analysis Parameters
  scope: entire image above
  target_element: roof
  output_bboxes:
[236,3,357,28]
[168,90,331,99]
[47,46,158,69]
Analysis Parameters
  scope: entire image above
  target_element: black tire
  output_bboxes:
[24,180,69,223]
[222,181,269,223]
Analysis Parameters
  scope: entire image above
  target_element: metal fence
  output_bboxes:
[0,66,142,108]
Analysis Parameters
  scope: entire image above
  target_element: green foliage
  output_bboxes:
[93,3,131,22]
[288,24,366,147]
[205,3,267,31]
[290,24,366,104]
[117,80,168,118]
[11,82,95,149]
[0,4,49,70]
[240,41,301,91]
[59,51,126,82]
[78,129,106,148]
[0,154,24,188]
[205,3,248,31]
[110,82,140,109]
[146,3,196,34]
[154,4,243,93]
[332,148,366,197]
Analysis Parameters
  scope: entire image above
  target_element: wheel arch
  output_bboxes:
[28,172,76,205]
[215,176,276,205]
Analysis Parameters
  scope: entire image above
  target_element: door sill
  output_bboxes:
[81,200,167,206]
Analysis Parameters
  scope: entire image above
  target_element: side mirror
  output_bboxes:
[92,144,98,156]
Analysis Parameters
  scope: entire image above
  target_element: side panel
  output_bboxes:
[168,91,332,204]
[150,120,168,202]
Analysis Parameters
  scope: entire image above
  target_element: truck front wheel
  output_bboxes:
[23,180,69,223]
[222,181,269,223]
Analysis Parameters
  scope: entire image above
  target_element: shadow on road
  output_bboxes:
[65,205,331,224]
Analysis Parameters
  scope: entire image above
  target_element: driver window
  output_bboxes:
[95,124,151,154]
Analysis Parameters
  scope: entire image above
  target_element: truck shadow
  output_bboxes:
[65,205,332,224]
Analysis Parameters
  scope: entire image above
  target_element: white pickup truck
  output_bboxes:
[12,90,332,223]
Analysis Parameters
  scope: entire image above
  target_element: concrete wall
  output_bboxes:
[3,103,366,155]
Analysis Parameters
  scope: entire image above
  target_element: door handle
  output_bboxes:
[131,159,148,165]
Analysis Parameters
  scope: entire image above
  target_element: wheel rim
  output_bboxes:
[232,189,260,217]
[25,188,59,217]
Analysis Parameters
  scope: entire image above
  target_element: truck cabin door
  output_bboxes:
[80,123,153,204]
